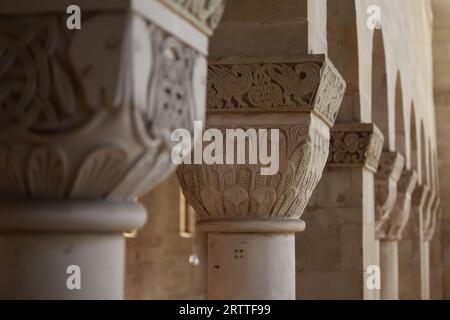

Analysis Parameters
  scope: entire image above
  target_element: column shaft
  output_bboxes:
[421,240,431,300]
[380,240,399,299]
[207,232,295,300]
[0,200,146,299]
[296,123,384,300]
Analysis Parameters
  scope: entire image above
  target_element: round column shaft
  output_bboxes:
[207,232,295,300]
[380,240,399,300]
[0,200,146,299]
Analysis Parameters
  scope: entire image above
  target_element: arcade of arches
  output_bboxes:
[1,0,450,300]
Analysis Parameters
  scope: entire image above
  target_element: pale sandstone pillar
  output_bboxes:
[178,56,346,299]
[377,168,417,300]
[429,198,443,299]
[0,0,221,299]
[296,123,383,300]
[421,195,441,299]
[420,190,435,299]
[399,185,430,299]
[373,152,405,300]
[379,241,398,299]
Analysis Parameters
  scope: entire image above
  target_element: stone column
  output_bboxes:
[419,190,435,300]
[399,184,430,299]
[178,55,346,299]
[296,123,383,299]
[429,197,443,299]
[0,0,220,299]
[421,194,440,299]
[376,168,417,300]
[374,152,405,300]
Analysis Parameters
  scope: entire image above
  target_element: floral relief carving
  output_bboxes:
[327,123,384,172]
[0,12,207,199]
[207,56,346,126]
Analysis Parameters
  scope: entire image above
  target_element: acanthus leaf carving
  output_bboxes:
[0,145,25,196]
[177,124,329,224]
[27,147,67,198]
[70,146,128,199]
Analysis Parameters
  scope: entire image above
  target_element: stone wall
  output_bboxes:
[125,174,206,299]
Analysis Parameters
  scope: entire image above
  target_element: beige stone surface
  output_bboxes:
[1,0,449,300]
[126,175,205,300]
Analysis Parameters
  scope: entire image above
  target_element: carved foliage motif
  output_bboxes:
[177,125,329,220]
[161,0,226,35]
[207,59,345,125]
[327,124,384,172]
[0,13,205,199]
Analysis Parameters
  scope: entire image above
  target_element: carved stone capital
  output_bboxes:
[374,152,405,239]
[327,123,384,173]
[378,169,418,240]
[178,56,346,233]
[424,197,440,241]
[0,1,213,200]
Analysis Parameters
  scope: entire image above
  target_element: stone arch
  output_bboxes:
[395,73,406,158]
[372,29,390,150]
[327,0,359,122]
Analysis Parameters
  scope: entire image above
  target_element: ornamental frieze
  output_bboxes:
[206,55,346,126]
